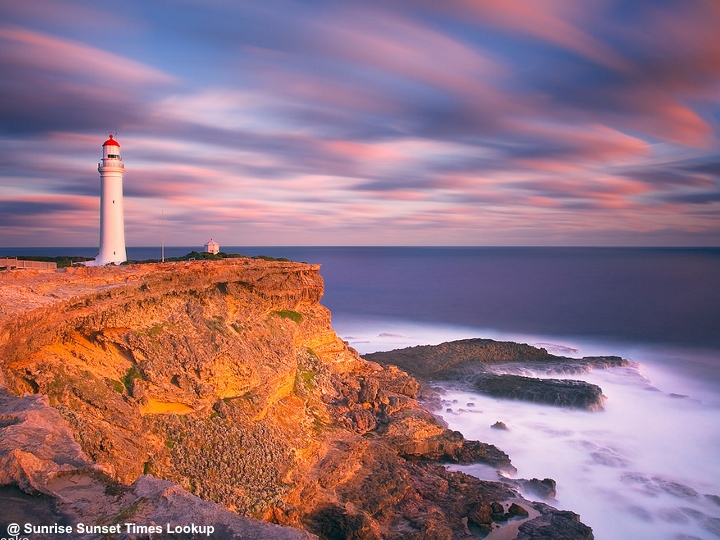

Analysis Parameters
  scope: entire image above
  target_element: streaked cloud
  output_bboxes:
[1,0,719,247]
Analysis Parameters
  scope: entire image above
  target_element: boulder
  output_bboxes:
[509,502,530,517]
[467,500,493,527]
[521,478,557,500]
[474,374,605,410]
[363,338,556,378]
[517,504,594,540]
[344,409,377,433]
[358,377,380,404]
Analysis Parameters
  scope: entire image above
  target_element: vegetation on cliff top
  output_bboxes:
[122,251,293,265]
[2,251,293,268]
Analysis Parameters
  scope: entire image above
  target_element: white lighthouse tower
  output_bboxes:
[95,134,127,265]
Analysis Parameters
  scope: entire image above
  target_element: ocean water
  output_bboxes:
[312,247,720,540]
[6,245,717,347]
[3,246,720,539]
[341,317,720,540]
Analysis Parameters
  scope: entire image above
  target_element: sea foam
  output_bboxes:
[334,314,720,540]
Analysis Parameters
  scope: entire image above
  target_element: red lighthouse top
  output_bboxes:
[103,134,120,147]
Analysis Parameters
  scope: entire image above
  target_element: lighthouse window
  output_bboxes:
[108,154,119,158]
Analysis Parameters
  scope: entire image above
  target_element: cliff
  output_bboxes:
[0,260,593,539]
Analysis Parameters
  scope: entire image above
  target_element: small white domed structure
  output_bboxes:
[204,238,220,254]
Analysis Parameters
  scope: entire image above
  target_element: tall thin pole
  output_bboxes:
[161,209,165,263]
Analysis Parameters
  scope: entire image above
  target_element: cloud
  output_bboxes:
[0,195,96,232]
[1,1,720,247]
[0,26,172,86]
[407,0,630,69]
[501,122,650,164]
[623,157,720,190]
[663,190,720,205]
[502,1,720,148]
[0,25,175,135]
[0,0,140,33]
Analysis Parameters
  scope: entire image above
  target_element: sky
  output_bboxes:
[1,0,720,247]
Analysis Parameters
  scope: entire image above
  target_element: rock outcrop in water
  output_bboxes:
[0,260,594,539]
[364,339,556,378]
[474,374,605,410]
[364,338,626,410]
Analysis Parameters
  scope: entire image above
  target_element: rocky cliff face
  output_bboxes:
[0,260,593,539]
[0,388,314,540]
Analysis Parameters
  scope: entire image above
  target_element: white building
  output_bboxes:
[204,239,220,254]
[94,134,127,265]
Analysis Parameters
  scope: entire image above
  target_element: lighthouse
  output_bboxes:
[95,134,127,265]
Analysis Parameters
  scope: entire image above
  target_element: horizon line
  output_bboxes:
[2,245,719,250]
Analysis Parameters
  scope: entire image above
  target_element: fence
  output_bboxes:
[0,257,57,270]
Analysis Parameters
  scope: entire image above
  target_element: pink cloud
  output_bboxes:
[231,34,517,160]
[525,176,650,199]
[323,140,406,162]
[630,2,720,93]
[295,9,511,109]
[625,99,714,148]
[3,193,97,209]
[1,0,140,33]
[404,0,629,70]
[0,25,175,86]
[398,1,720,149]
[244,56,406,116]
[565,125,650,162]
[510,122,651,165]
[0,194,97,239]
[526,196,562,208]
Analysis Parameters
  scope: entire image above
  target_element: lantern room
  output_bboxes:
[102,134,121,159]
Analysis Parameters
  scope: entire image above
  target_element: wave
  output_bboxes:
[334,314,720,540]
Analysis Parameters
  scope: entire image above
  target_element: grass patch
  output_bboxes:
[122,251,249,265]
[207,315,225,333]
[121,366,145,394]
[147,324,164,337]
[299,370,315,385]
[114,500,141,522]
[275,310,302,324]
[294,367,317,396]
[5,251,294,267]
[252,255,291,262]
[166,434,180,450]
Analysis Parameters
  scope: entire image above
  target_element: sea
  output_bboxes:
[3,246,720,539]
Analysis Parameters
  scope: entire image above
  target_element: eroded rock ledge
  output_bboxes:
[0,261,594,539]
[364,338,627,410]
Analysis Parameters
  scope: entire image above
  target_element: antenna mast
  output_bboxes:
[161,209,165,263]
